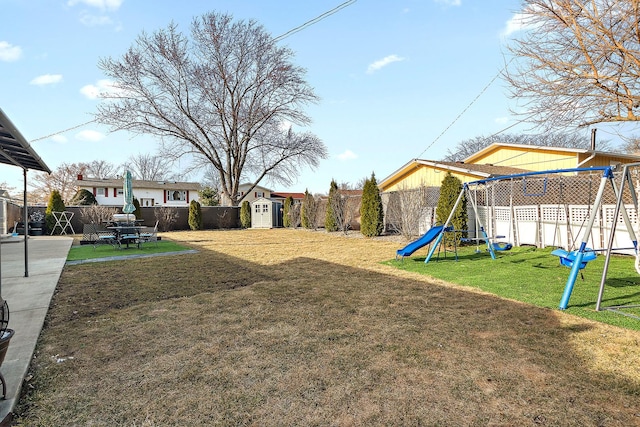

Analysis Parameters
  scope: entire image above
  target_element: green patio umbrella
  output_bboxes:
[122,170,135,214]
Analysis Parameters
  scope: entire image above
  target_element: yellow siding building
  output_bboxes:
[379,159,527,193]
[380,143,640,192]
[463,143,640,171]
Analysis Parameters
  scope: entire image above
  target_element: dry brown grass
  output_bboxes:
[13,229,640,426]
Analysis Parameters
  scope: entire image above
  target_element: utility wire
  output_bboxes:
[415,68,505,159]
[415,57,519,160]
[30,2,357,144]
[274,0,357,42]
[30,119,96,143]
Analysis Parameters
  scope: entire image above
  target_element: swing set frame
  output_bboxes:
[423,165,639,312]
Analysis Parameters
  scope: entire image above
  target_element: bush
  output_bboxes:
[283,196,293,228]
[80,205,118,225]
[199,186,219,206]
[301,190,316,229]
[69,189,97,205]
[188,200,203,230]
[435,172,467,246]
[154,207,178,232]
[45,190,66,234]
[133,198,142,219]
[360,173,384,237]
[325,180,339,232]
[240,201,251,229]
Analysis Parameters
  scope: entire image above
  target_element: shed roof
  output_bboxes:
[0,108,50,173]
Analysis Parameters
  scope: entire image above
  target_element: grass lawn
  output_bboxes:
[385,245,640,331]
[12,229,640,426]
[66,239,192,262]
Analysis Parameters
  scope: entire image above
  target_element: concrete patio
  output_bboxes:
[0,235,72,425]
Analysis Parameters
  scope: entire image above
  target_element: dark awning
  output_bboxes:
[0,108,51,289]
[0,108,50,173]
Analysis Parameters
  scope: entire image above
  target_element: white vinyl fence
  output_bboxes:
[462,204,637,255]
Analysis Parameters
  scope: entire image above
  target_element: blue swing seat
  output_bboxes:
[492,242,512,251]
[551,248,597,270]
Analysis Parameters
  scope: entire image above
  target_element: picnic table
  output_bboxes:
[107,225,145,249]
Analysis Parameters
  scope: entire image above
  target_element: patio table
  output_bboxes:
[107,226,144,249]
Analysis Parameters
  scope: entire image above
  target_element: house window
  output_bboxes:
[256,191,265,198]
[254,204,260,213]
[96,188,106,196]
[167,190,186,201]
[262,203,269,213]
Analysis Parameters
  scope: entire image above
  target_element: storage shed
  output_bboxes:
[251,197,283,228]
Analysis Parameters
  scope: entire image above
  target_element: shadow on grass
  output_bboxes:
[19,240,640,426]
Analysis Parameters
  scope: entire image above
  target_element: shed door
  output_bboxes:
[253,202,272,228]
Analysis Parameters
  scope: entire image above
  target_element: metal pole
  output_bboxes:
[425,186,466,264]
[596,166,638,311]
[595,168,626,310]
[23,168,29,278]
[559,171,610,309]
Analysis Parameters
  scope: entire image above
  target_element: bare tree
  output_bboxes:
[30,162,88,204]
[385,184,433,240]
[287,202,301,228]
[620,136,640,155]
[85,160,118,179]
[0,182,18,199]
[330,188,360,235]
[154,206,178,231]
[504,0,640,130]
[96,12,327,206]
[79,205,118,225]
[442,132,609,162]
[124,153,173,181]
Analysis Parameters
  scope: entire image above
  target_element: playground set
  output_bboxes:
[396,165,640,316]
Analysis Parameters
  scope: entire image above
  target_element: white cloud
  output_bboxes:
[79,12,113,27]
[434,0,461,6]
[76,130,105,142]
[67,0,123,11]
[367,54,405,74]
[337,150,358,161]
[501,7,543,37]
[0,41,22,62]
[80,79,121,99]
[502,13,527,36]
[51,134,68,143]
[30,74,63,86]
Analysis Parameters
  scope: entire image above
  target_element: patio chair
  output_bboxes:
[139,221,159,247]
[94,228,118,250]
[82,223,101,244]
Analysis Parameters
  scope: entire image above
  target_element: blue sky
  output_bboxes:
[1,0,570,194]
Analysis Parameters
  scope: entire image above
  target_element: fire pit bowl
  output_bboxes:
[0,298,12,399]
[0,328,13,399]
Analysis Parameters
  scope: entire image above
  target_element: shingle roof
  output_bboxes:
[434,161,529,177]
[77,177,201,191]
[271,192,306,200]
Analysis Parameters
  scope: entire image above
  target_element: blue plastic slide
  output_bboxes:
[396,225,445,258]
